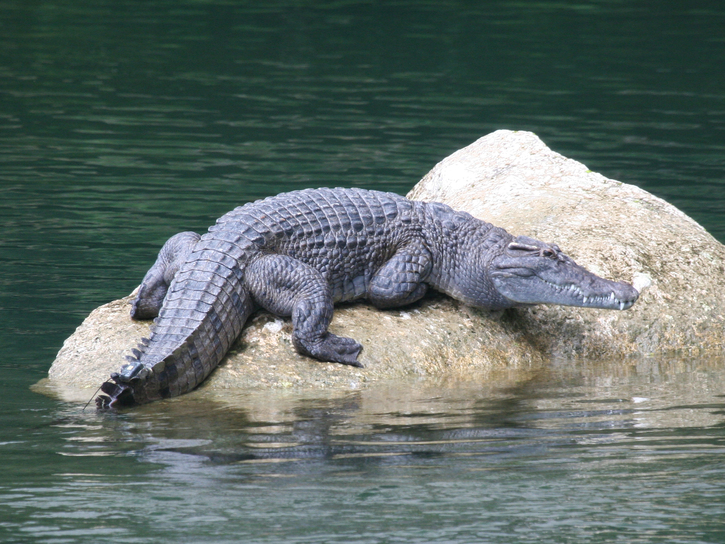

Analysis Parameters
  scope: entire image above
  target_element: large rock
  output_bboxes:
[409,130,725,357]
[39,130,725,402]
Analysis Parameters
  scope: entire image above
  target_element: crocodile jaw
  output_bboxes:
[494,275,639,310]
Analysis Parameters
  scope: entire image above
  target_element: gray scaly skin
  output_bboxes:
[97,188,639,408]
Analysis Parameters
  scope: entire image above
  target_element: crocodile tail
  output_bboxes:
[97,240,257,409]
[96,380,135,409]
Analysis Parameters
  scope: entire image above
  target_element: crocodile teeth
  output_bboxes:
[544,281,630,308]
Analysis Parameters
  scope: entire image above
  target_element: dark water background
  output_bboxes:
[2,1,725,542]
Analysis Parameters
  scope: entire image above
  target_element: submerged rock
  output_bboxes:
[40,130,725,402]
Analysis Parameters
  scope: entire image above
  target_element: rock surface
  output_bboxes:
[410,130,725,358]
[40,130,725,402]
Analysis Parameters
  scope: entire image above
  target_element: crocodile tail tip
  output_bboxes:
[95,392,113,410]
[95,378,136,410]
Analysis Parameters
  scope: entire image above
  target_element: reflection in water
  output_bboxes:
[14,357,724,542]
[3,353,724,544]
[51,355,725,469]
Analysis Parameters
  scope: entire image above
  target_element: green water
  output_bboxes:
[2,1,725,542]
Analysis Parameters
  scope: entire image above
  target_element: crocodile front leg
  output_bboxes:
[368,244,432,309]
[244,254,363,366]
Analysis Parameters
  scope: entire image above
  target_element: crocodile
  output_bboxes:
[96,187,639,408]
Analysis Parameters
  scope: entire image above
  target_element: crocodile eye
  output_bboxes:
[542,248,557,258]
[508,242,539,253]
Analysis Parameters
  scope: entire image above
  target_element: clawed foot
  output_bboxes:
[294,333,363,367]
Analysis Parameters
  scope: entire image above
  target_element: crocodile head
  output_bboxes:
[489,236,639,310]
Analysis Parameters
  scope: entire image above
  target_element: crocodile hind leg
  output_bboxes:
[131,231,201,320]
[368,244,432,309]
[244,254,363,366]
